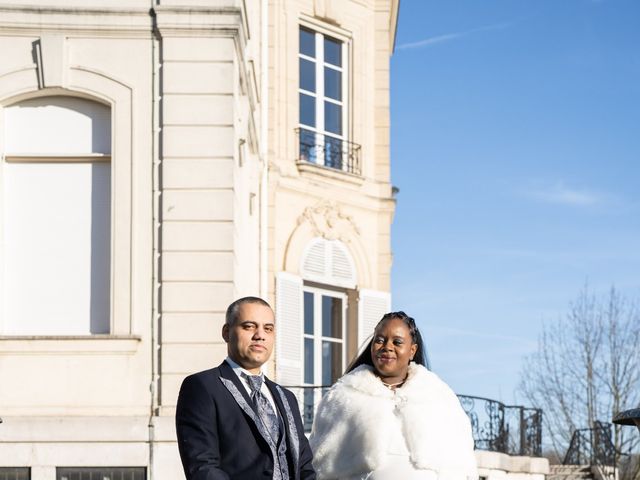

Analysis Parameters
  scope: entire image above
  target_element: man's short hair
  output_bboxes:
[225,296,272,326]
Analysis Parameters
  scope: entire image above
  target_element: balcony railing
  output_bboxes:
[458,394,543,457]
[563,421,617,467]
[284,386,543,457]
[296,128,361,176]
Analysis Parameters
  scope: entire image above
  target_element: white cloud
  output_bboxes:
[396,21,514,51]
[524,182,601,207]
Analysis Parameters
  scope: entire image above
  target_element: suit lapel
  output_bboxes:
[218,363,278,457]
[219,361,254,407]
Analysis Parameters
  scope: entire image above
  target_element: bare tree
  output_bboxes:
[519,286,640,479]
[601,289,640,479]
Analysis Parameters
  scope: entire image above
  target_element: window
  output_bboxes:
[302,287,346,430]
[0,468,30,480]
[1,96,111,335]
[57,467,145,480]
[298,27,359,174]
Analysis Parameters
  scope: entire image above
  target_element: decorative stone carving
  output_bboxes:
[297,201,360,242]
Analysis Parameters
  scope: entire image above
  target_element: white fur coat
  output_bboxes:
[309,363,478,480]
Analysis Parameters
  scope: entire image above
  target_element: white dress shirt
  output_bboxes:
[225,356,279,417]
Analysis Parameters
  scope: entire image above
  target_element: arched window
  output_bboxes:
[1,96,111,334]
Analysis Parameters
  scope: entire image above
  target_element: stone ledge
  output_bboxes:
[476,450,550,474]
[0,416,150,442]
[0,335,141,355]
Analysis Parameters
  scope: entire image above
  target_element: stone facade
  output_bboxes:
[0,1,398,479]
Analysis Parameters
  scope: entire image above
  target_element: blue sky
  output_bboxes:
[390,0,640,404]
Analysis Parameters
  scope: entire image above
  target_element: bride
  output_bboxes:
[309,311,478,480]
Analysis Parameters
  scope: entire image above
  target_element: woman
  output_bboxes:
[309,312,478,480]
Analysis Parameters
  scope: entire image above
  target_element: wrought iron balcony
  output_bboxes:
[296,128,361,176]
[284,386,543,457]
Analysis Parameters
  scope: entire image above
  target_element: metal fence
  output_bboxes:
[285,386,543,457]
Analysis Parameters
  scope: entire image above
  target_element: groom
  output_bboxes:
[176,296,316,480]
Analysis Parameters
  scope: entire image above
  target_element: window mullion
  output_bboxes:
[341,40,348,171]
[316,32,325,166]
[313,291,322,385]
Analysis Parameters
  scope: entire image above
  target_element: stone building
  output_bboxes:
[0,0,398,478]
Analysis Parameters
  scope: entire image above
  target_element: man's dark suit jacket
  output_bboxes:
[176,361,316,480]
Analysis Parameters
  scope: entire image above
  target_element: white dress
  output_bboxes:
[310,363,478,480]
[343,391,439,480]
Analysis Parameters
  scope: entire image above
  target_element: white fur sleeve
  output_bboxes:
[309,384,387,479]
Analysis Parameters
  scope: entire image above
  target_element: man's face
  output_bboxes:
[223,302,275,374]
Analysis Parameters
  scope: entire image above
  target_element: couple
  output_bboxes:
[175,297,478,480]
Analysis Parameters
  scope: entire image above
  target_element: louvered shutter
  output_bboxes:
[301,240,326,277]
[300,237,356,288]
[330,241,355,287]
[357,289,391,348]
[275,272,303,386]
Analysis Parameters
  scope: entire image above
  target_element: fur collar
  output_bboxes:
[310,363,478,479]
[339,362,439,398]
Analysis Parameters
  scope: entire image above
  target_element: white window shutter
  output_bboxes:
[357,289,391,349]
[301,240,326,277]
[275,272,304,386]
[300,237,356,288]
[330,241,355,286]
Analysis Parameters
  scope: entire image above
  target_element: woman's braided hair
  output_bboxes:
[345,311,429,375]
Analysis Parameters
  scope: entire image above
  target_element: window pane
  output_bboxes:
[5,96,111,155]
[324,137,343,170]
[299,128,318,164]
[0,468,30,480]
[321,296,342,338]
[300,58,316,92]
[324,68,341,101]
[304,338,314,383]
[324,102,342,135]
[324,36,342,66]
[304,291,314,334]
[300,28,315,57]
[303,389,314,432]
[299,93,316,127]
[322,341,343,385]
[3,162,111,334]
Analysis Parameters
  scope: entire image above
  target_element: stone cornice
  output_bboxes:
[0,5,245,38]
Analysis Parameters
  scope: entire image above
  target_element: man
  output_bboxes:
[176,296,316,480]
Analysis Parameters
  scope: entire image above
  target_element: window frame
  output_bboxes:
[0,88,132,337]
[298,22,351,171]
[302,285,347,387]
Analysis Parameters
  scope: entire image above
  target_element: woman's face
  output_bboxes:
[370,317,418,383]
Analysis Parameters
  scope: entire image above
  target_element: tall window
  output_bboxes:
[302,287,346,430]
[299,27,354,172]
[1,96,111,335]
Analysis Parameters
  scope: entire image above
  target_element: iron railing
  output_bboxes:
[295,128,361,175]
[563,421,617,467]
[284,386,543,457]
[458,394,543,457]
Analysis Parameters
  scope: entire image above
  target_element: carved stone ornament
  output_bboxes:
[297,201,360,242]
